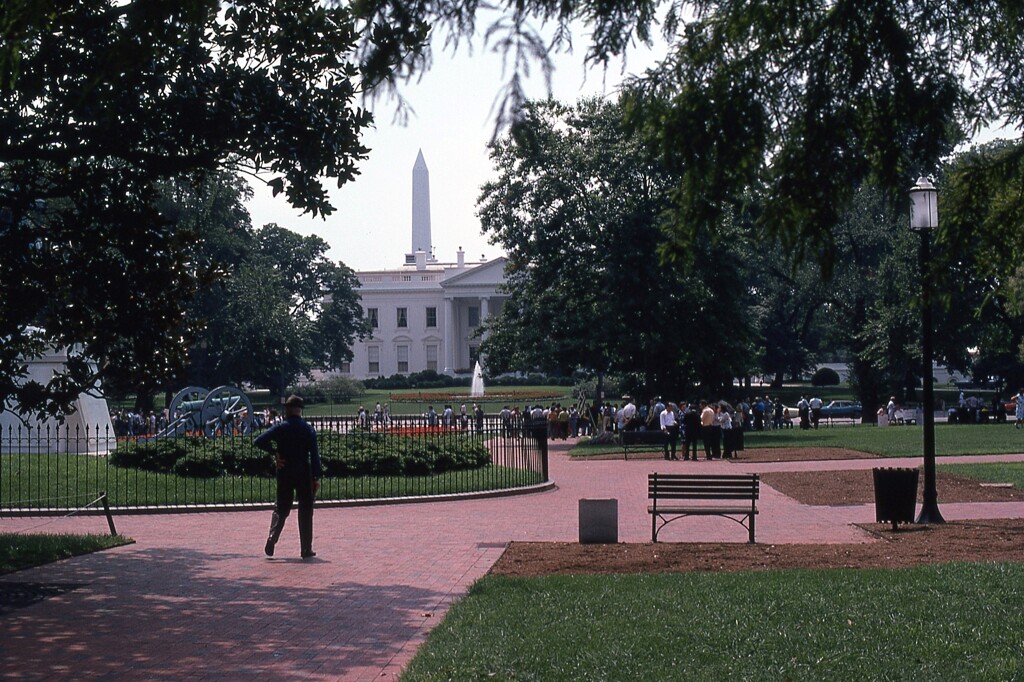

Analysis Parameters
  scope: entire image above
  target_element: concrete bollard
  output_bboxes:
[579,498,618,544]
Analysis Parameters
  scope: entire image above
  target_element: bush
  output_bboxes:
[111,439,190,473]
[289,375,365,404]
[171,449,223,478]
[110,429,494,480]
[811,367,842,386]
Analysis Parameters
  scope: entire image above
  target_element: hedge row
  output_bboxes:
[111,433,492,479]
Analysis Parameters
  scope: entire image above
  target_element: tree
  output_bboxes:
[478,98,753,400]
[938,140,1024,390]
[191,223,366,397]
[1,0,391,418]
[151,174,367,399]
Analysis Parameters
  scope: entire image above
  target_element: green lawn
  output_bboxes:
[402,563,1024,681]
[0,533,132,575]
[939,461,1024,489]
[573,423,1024,458]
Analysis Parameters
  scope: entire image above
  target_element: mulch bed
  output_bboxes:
[760,469,1024,505]
[573,447,875,462]
[489,519,1024,577]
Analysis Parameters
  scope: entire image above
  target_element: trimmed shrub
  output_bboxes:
[171,449,223,478]
[110,439,190,473]
[811,367,842,386]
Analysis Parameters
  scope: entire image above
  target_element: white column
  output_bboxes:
[443,296,456,375]
[480,297,490,341]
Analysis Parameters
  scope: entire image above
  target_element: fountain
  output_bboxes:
[470,361,485,397]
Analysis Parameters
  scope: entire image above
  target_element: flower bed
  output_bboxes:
[389,389,568,403]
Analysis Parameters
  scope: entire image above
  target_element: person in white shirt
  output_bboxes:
[660,402,680,460]
[886,397,897,423]
[809,396,823,429]
[718,406,735,458]
[797,396,810,430]
[700,400,720,459]
[621,397,637,430]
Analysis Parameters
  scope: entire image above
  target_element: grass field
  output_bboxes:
[573,423,1024,458]
[0,533,132,575]
[402,563,1024,681]
[938,461,1024,489]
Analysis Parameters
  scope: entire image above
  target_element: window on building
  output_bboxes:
[467,306,480,327]
[426,345,438,372]
[397,345,409,373]
[469,346,480,366]
[397,307,408,328]
[426,306,437,328]
[368,346,380,375]
[339,362,351,374]
[366,307,379,329]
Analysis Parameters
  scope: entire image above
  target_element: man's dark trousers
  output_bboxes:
[268,469,314,555]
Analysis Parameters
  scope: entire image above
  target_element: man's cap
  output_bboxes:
[284,394,304,408]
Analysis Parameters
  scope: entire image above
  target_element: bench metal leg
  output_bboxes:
[748,512,755,544]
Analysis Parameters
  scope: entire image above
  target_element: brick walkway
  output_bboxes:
[3,442,1024,680]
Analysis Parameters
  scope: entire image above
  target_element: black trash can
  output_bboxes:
[872,467,920,530]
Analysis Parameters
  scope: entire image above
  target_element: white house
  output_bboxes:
[340,152,507,379]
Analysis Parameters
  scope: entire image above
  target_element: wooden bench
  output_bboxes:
[648,473,759,543]
[620,430,668,459]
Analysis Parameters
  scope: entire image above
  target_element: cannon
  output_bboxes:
[154,385,255,438]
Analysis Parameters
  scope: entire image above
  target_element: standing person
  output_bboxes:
[682,402,701,461]
[257,395,321,559]
[700,400,720,460]
[886,397,897,424]
[474,402,485,433]
[660,402,680,460]
[809,396,823,429]
[621,397,638,431]
[797,396,810,430]
[719,405,735,458]
[1014,389,1024,429]
[426,405,437,427]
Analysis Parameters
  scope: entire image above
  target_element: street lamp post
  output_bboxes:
[909,176,945,524]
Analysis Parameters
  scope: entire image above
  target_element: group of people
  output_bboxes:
[422,403,486,432]
[655,399,746,461]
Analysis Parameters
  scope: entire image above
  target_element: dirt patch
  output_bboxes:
[760,470,1024,505]
[573,447,876,462]
[737,447,878,463]
[489,519,1024,577]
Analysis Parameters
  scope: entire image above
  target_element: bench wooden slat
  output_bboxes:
[647,505,759,515]
[648,472,759,543]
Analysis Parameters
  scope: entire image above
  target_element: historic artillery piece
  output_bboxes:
[154,385,255,438]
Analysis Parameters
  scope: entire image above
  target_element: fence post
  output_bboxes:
[100,491,117,536]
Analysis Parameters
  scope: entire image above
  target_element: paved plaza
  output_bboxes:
[3,442,1024,681]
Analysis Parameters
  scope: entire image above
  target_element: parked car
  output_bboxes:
[820,400,863,420]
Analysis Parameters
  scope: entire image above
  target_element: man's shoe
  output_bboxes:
[264,539,275,557]
[301,550,316,559]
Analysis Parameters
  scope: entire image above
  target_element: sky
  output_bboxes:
[245,25,664,272]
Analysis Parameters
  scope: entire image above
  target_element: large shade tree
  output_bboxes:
[939,139,1024,390]
[478,98,753,400]
[0,0,395,419]
[150,173,367,402]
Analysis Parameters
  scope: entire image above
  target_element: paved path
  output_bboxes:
[3,443,1024,680]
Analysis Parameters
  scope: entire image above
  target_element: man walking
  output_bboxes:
[256,395,321,559]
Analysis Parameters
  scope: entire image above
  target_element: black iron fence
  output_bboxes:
[1,415,548,512]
